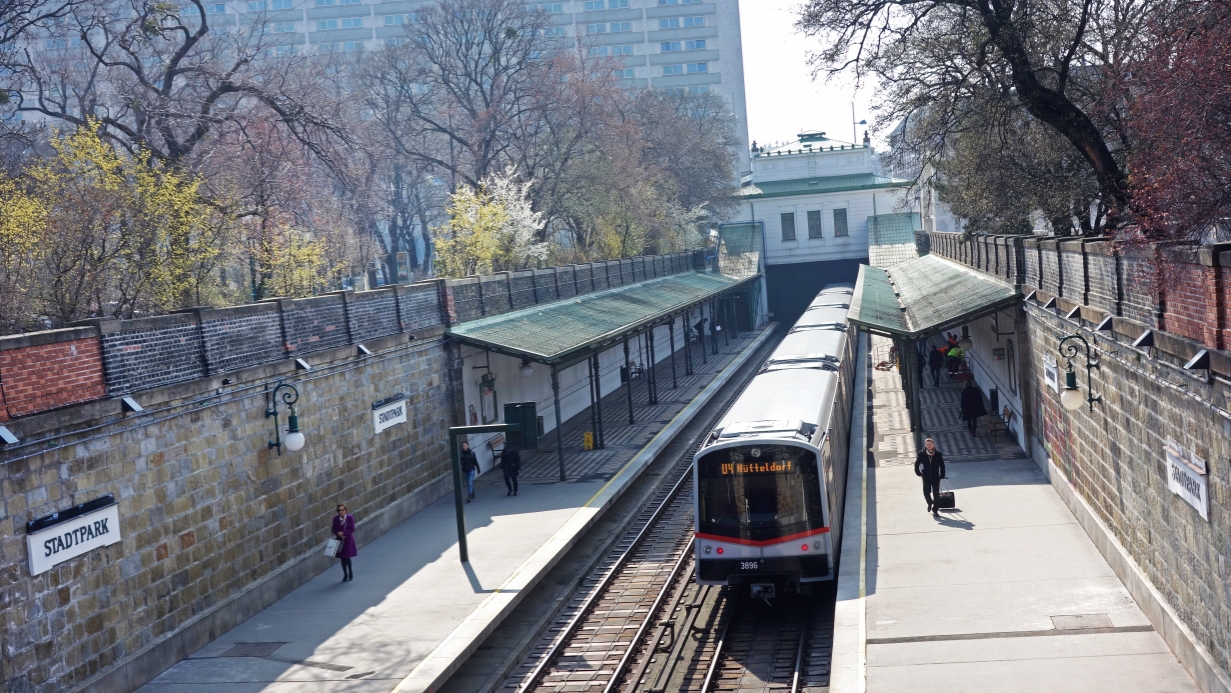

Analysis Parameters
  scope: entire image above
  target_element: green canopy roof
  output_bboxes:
[735,173,912,200]
[849,254,1020,338]
[448,271,758,365]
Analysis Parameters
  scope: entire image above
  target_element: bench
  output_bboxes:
[990,406,1015,443]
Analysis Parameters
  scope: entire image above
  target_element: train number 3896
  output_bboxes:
[739,561,758,570]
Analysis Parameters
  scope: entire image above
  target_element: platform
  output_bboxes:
[136,327,774,693]
[831,335,1199,693]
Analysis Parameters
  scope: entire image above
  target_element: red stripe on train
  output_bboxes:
[694,526,830,547]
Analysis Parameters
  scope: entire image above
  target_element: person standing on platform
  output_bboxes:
[460,441,478,503]
[332,504,358,582]
[928,346,945,387]
[501,447,521,496]
[914,439,947,514]
[960,380,988,436]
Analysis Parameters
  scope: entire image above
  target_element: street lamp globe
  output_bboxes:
[520,361,534,377]
[958,335,973,351]
[1060,370,1084,411]
[284,414,306,452]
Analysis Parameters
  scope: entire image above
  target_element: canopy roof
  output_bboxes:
[448,271,758,365]
[848,254,1020,339]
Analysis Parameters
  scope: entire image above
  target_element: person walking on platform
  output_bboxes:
[460,441,479,502]
[332,504,358,582]
[960,380,988,436]
[914,439,947,514]
[501,447,521,496]
[928,346,945,387]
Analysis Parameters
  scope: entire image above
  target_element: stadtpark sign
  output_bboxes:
[26,495,122,576]
[372,393,408,434]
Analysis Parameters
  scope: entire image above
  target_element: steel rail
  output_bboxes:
[516,464,695,693]
[601,536,696,693]
[790,609,807,693]
[698,596,737,693]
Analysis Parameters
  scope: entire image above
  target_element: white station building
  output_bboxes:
[730,131,914,320]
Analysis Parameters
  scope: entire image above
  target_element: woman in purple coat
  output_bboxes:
[332,504,358,582]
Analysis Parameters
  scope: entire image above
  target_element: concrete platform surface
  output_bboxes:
[137,329,773,693]
[833,335,1199,693]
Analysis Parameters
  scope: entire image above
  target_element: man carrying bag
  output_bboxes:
[914,438,949,514]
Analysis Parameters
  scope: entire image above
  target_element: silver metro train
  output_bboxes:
[693,284,857,596]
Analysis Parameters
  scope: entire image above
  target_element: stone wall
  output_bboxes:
[929,231,1231,692]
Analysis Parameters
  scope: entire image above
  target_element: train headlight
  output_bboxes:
[813,541,821,551]
[704,545,712,554]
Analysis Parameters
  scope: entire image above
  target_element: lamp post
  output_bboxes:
[1058,334,1101,412]
[266,381,305,453]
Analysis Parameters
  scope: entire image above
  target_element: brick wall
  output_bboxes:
[1085,241,1119,316]
[97,314,207,396]
[479,274,511,317]
[533,268,559,303]
[1040,240,1063,295]
[1024,238,1042,287]
[198,304,283,374]
[0,330,106,420]
[1119,247,1160,328]
[556,266,577,300]
[574,264,595,294]
[347,289,401,343]
[1059,240,1088,304]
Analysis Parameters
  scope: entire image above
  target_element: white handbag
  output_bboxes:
[324,538,340,557]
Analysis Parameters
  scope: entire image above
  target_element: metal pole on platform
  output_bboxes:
[587,352,597,447]
[592,353,605,448]
[698,305,708,364]
[668,317,678,389]
[648,327,658,404]
[684,309,694,375]
[552,365,566,482]
[723,296,731,347]
[624,337,635,424]
[711,300,720,354]
[449,433,468,562]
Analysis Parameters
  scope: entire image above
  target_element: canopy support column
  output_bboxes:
[551,365,566,482]
[903,338,924,451]
[624,337,635,424]
[592,353,605,448]
[647,327,659,405]
[699,304,708,364]
[668,317,678,389]
[587,352,598,448]
[710,300,719,354]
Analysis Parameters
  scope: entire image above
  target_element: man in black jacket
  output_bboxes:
[914,438,946,514]
[928,346,945,387]
[500,448,521,496]
[459,442,479,503]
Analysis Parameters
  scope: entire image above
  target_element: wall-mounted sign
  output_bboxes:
[26,496,121,576]
[1164,438,1209,521]
[373,393,408,434]
[993,347,1005,361]
[479,373,499,424]
[1043,355,1060,394]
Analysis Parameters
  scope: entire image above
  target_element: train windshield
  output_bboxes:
[696,445,825,542]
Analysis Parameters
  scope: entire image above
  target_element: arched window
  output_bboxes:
[1007,339,1018,395]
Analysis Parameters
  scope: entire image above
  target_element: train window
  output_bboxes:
[697,445,825,541]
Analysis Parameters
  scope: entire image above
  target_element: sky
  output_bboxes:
[737,0,880,148]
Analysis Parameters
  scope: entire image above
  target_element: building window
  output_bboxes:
[833,208,848,237]
[687,85,708,95]
[661,41,681,51]
[586,22,606,33]
[247,0,267,10]
[343,40,363,51]
[659,17,677,28]
[276,44,297,55]
[659,0,703,4]
[781,213,796,241]
[614,67,634,78]
[610,21,631,31]
[612,44,633,55]
[205,3,227,13]
[683,15,704,26]
[685,39,705,49]
[271,21,295,31]
[317,18,338,28]
[271,0,293,8]
[340,16,362,27]
[662,63,683,75]
[340,0,361,4]
[686,62,707,73]
[527,3,564,12]
[589,46,608,56]
[585,0,628,7]
[384,13,413,24]
[807,210,823,239]
[315,0,333,5]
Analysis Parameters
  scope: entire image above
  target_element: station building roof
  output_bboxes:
[734,173,912,200]
[848,254,1020,339]
[447,271,759,366]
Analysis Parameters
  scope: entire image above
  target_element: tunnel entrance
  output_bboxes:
[766,258,865,325]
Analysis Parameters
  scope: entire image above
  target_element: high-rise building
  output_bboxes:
[206,0,752,174]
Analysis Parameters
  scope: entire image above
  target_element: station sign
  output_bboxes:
[1043,355,1060,394]
[26,496,122,576]
[373,393,408,434]
[1164,438,1209,521]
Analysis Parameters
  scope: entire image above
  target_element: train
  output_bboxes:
[692,283,857,597]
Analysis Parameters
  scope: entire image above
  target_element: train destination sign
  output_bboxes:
[720,460,794,475]
[26,499,121,576]
[372,393,408,434]
[1164,438,1209,521]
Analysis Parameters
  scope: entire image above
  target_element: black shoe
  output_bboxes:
[513,491,518,496]
[507,491,512,496]
[927,503,932,512]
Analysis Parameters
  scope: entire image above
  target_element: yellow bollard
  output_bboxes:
[583,431,594,451]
